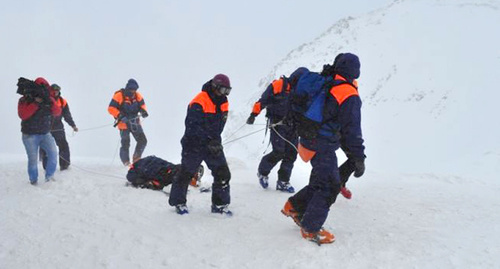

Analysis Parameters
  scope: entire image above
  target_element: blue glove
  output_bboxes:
[121,116,129,124]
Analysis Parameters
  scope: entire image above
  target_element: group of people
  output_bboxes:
[17,77,78,184]
[17,52,366,245]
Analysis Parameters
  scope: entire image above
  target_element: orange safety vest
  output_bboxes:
[108,90,147,130]
[189,91,228,113]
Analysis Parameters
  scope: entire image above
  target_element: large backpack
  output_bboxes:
[289,70,357,140]
[289,71,332,140]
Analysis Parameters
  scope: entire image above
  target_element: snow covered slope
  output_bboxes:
[2,1,500,268]
[236,0,500,179]
[1,155,499,268]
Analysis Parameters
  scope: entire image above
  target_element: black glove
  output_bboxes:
[353,159,365,178]
[246,114,256,125]
[207,140,223,156]
[141,110,149,118]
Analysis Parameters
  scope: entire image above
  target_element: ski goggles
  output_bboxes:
[216,86,231,96]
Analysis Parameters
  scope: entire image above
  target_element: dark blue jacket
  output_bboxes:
[128,156,177,184]
[301,75,365,160]
[52,96,76,131]
[181,81,228,147]
[251,77,291,121]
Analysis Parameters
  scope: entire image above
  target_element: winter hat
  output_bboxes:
[125,78,139,90]
[333,53,361,80]
[212,74,231,88]
[51,84,61,91]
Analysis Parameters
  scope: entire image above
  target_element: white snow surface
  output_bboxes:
[2,0,500,268]
[1,155,499,269]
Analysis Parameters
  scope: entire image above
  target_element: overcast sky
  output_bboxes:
[1,0,394,157]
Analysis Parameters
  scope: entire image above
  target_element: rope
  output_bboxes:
[270,124,298,152]
[221,121,284,146]
[49,115,145,135]
[53,155,125,180]
[109,139,121,166]
[224,122,247,141]
[222,126,267,145]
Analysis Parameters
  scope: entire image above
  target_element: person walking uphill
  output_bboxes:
[17,77,62,184]
[169,74,233,216]
[108,79,148,166]
[281,53,366,245]
[246,67,309,193]
[40,83,78,171]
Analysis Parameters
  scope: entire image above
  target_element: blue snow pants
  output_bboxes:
[258,123,298,182]
[289,140,341,233]
[169,143,231,207]
[22,133,57,183]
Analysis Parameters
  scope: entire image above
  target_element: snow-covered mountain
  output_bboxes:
[238,0,500,179]
[2,1,500,268]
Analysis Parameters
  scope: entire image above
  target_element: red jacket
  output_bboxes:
[18,96,61,134]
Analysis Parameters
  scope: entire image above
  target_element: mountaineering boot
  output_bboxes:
[281,199,301,227]
[175,204,189,215]
[276,181,295,193]
[257,172,269,189]
[340,186,352,199]
[190,165,204,187]
[300,227,335,245]
[211,204,233,216]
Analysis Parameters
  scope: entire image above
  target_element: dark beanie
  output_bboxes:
[333,53,361,80]
[125,79,139,90]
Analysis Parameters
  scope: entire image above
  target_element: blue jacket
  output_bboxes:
[181,81,229,147]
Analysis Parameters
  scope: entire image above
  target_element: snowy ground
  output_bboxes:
[1,155,499,268]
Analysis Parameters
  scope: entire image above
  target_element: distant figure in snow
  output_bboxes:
[40,83,78,171]
[168,74,233,215]
[246,67,309,193]
[108,79,148,166]
[281,53,366,245]
[127,156,204,190]
[17,77,62,184]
